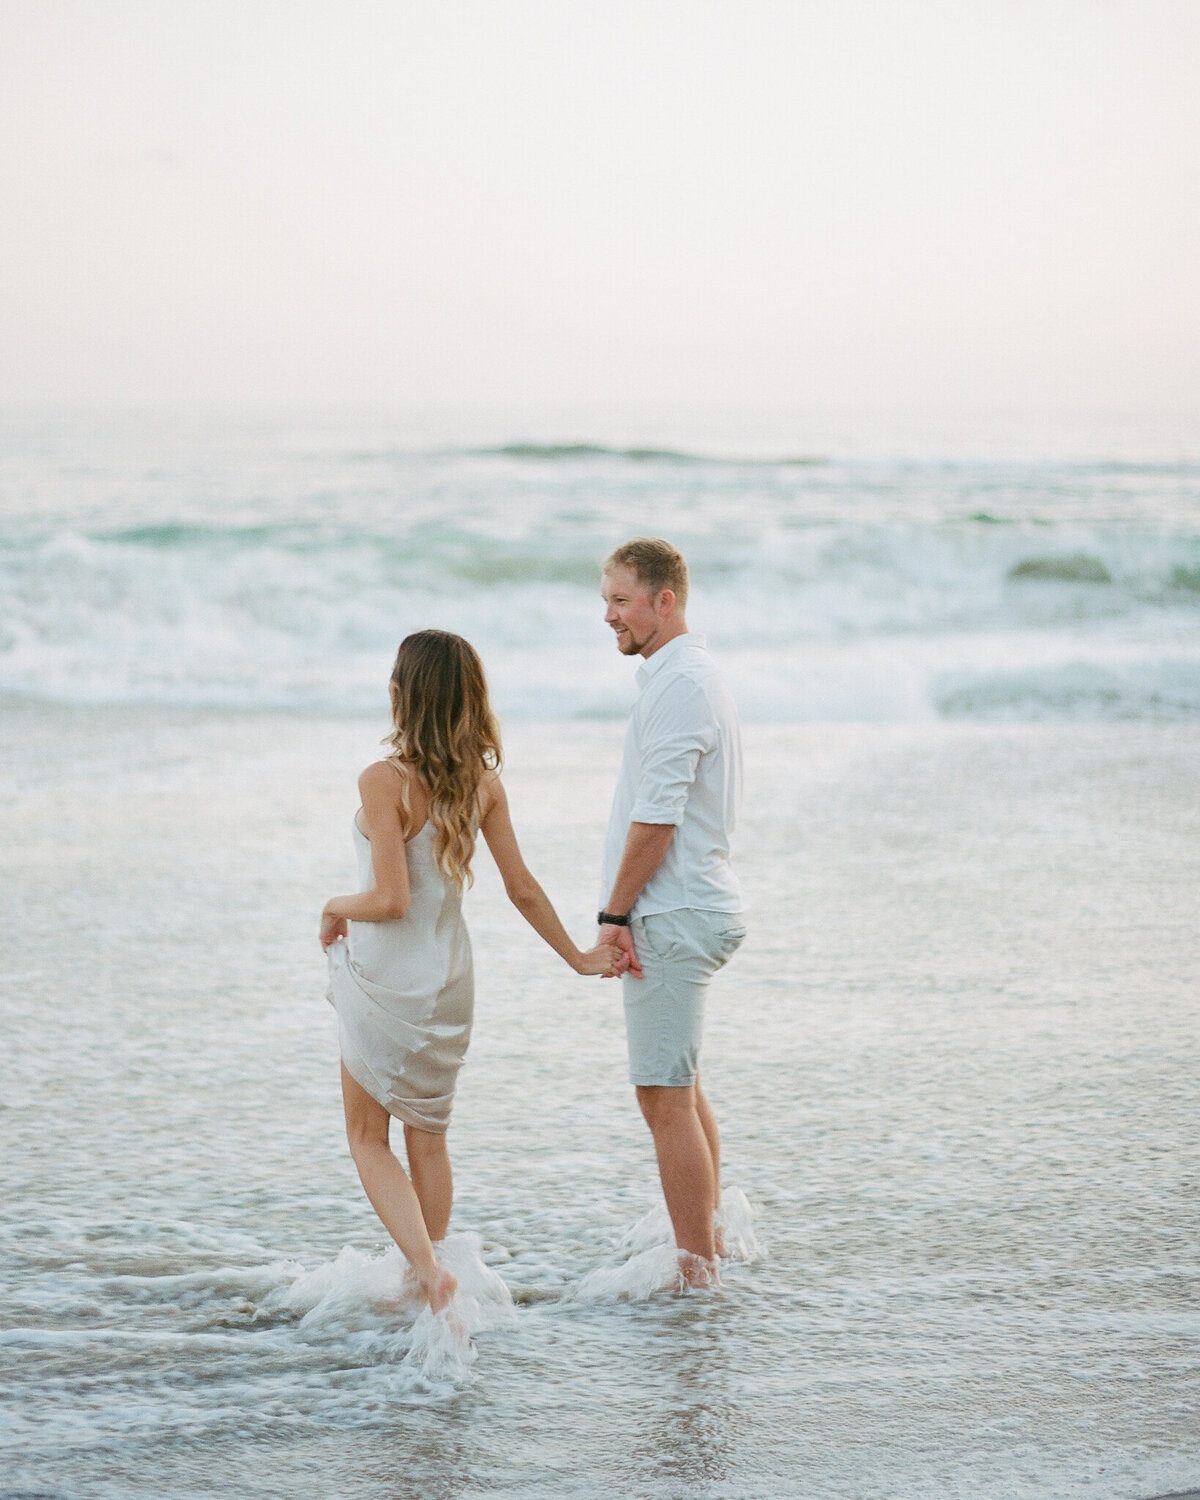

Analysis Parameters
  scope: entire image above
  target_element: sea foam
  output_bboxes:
[569,1188,763,1302]
[263,1232,516,1383]
[4,419,1200,721]
[5,518,1200,721]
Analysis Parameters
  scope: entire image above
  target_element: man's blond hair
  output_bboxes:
[603,537,689,609]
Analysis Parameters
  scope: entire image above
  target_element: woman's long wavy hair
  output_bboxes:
[385,630,501,890]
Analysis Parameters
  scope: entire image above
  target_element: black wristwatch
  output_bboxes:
[597,910,631,927]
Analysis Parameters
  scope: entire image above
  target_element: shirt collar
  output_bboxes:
[635,631,706,688]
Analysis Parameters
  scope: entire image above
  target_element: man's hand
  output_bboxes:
[599,823,673,979]
[599,922,642,979]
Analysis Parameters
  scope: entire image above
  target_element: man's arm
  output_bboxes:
[602,678,714,975]
[599,820,675,978]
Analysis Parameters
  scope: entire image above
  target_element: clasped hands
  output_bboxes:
[596,923,642,980]
[318,909,633,979]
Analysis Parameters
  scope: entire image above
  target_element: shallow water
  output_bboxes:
[2,704,1199,1497]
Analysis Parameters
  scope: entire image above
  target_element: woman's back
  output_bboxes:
[344,811,471,994]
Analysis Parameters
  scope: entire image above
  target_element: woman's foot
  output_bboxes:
[386,1265,424,1312]
[420,1264,458,1312]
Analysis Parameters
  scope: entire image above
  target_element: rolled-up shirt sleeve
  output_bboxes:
[628,681,716,825]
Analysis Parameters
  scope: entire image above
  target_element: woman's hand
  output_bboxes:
[320,909,349,951]
[574,942,622,977]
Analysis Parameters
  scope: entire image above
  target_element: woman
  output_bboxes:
[321,630,618,1313]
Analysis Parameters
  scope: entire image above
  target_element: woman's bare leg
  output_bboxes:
[340,1064,456,1310]
[404,1123,453,1242]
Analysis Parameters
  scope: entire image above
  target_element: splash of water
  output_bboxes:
[571,1188,762,1301]
[262,1231,516,1383]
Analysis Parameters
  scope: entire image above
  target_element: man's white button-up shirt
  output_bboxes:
[602,632,744,918]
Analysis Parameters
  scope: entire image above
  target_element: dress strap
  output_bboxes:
[384,757,432,842]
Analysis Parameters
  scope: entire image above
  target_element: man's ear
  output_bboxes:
[655,588,676,616]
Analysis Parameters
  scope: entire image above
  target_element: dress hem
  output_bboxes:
[339,1051,452,1136]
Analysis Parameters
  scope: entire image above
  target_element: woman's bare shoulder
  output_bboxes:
[358,758,414,798]
[477,767,505,816]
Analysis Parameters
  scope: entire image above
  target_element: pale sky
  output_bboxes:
[1,0,1198,410]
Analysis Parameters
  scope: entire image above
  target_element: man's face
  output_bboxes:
[602,565,663,656]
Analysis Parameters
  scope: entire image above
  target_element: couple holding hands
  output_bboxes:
[321,538,745,1310]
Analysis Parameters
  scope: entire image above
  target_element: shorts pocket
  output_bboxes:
[636,914,680,963]
[710,922,747,965]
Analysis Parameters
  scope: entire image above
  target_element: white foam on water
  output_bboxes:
[102,1260,308,1308]
[571,1188,762,1301]
[4,472,1200,719]
[569,1242,701,1300]
[261,1231,516,1384]
[401,1303,479,1383]
[269,1244,408,1331]
[715,1185,762,1262]
[615,1200,675,1254]
[617,1187,761,1262]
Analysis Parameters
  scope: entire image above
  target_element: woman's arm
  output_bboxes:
[479,776,618,976]
[320,762,415,948]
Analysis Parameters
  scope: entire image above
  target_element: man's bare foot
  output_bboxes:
[420,1265,458,1313]
[678,1251,720,1289]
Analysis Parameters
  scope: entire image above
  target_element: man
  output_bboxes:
[597,537,746,1286]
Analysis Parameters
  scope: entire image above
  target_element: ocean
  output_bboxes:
[2,406,1199,1499]
[3,405,1200,723]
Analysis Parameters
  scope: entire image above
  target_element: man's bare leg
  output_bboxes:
[635,1083,718,1279]
[693,1073,724,1254]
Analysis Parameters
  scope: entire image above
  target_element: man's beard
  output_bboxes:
[617,630,649,655]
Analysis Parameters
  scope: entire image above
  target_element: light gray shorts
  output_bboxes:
[622,908,747,1088]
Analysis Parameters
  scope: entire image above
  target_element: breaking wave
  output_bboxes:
[4,516,1200,719]
[4,407,1200,721]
